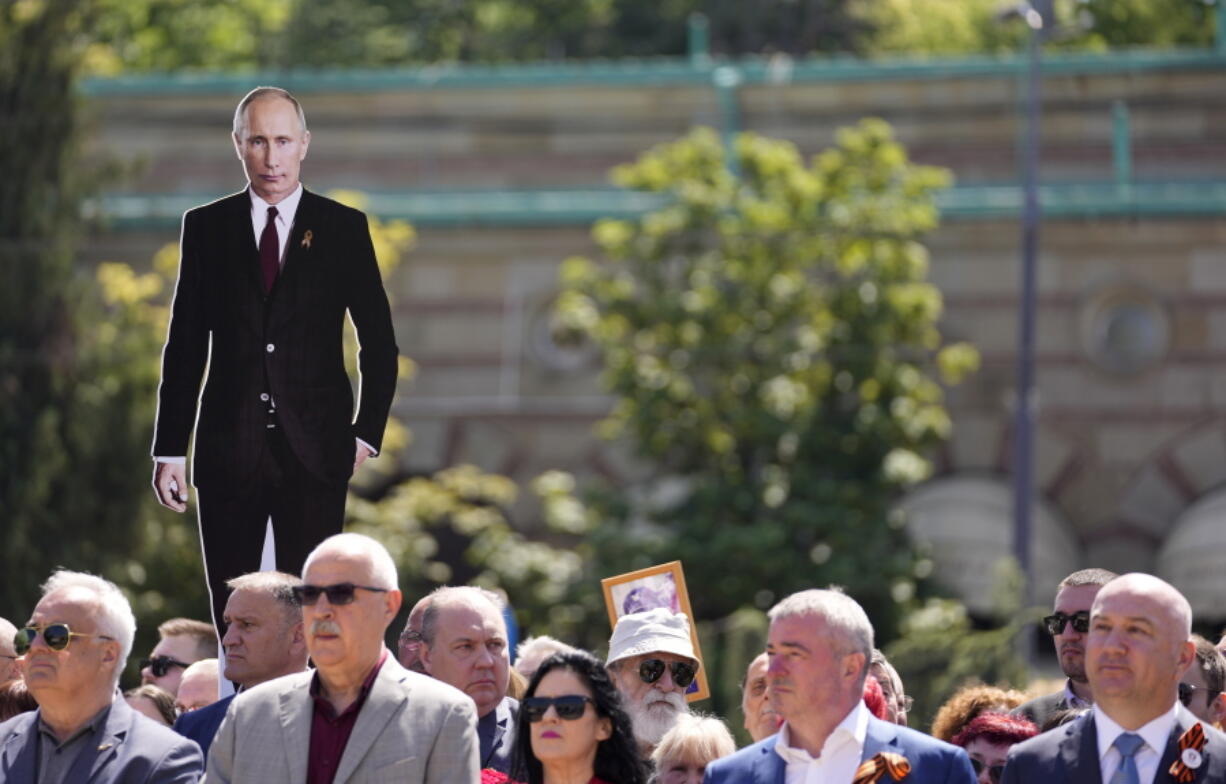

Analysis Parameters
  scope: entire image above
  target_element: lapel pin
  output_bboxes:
[301,230,313,249]
[1169,723,1206,783]
[1181,747,1203,769]
[97,743,113,751]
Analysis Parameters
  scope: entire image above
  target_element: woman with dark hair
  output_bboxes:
[506,649,649,784]
[950,712,1039,784]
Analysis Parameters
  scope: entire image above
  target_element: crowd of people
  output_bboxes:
[1,535,1225,784]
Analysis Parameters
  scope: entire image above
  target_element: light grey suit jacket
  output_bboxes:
[202,655,478,784]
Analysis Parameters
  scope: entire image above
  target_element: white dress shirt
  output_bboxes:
[155,184,375,463]
[775,700,869,784]
[1094,702,1178,784]
[249,183,302,265]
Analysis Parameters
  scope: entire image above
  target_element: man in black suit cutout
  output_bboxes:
[152,86,398,633]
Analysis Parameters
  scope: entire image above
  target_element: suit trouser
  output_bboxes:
[196,424,347,635]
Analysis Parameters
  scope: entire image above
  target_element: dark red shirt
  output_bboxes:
[306,649,388,784]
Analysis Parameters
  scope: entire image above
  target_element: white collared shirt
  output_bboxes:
[775,700,869,784]
[1094,702,1179,784]
[249,183,303,266]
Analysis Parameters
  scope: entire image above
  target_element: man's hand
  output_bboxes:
[153,461,189,512]
[354,440,375,472]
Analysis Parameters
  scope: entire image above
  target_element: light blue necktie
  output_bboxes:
[1110,732,1144,784]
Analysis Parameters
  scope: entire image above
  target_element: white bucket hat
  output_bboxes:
[606,607,699,669]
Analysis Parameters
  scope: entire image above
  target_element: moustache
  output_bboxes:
[310,620,342,636]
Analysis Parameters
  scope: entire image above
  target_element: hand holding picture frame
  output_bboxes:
[601,560,710,702]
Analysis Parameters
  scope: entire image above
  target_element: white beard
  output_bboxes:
[628,691,689,747]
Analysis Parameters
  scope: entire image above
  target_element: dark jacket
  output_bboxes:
[153,189,398,490]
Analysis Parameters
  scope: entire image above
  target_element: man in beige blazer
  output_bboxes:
[203,533,478,783]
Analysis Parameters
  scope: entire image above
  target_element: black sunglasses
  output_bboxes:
[638,658,697,689]
[522,695,595,722]
[1042,611,1090,636]
[970,759,1005,784]
[291,582,389,606]
[139,654,193,677]
[14,624,113,655]
[1179,681,1221,707]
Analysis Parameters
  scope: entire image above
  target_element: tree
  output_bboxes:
[552,122,979,646]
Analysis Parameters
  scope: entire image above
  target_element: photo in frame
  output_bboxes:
[601,560,710,702]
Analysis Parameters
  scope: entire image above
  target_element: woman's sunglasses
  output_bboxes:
[522,695,595,722]
[140,655,193,677]
[637,658,697,689]
[291,582,388,606]
[970,759,1005,784]
[14,624,113,655]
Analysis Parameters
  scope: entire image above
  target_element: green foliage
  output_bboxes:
[885,558,1041,728]
[852,0,1215,56]
[553,122,975,647]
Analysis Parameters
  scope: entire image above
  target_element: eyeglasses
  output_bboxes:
[970,759,1005,784]
[14,624,114,655]
[522,695,595,722]
[139,655,193,677]
[1179,681,1221,707]
[399,630,422,646]
[637,658,697,689]
[291,582,389,606]
[1042,611,1090,636]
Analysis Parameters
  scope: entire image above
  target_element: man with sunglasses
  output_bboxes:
[1002,573,1226,784]
[1179,635,1226,729]
[705,588,975,784]
[203,533,477,783]
[419,586,517,773]
[1015,568,1117,730]
[0,569,203,782]
[397,595,431,674]
[140,617,217,697]
[606,608,700,758]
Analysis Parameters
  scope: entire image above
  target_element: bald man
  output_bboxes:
[1002,573,1226,783]
[0,617,19,685]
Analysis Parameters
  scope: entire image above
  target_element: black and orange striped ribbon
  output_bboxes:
[1168,722,1205,784]
[852,752,912,784]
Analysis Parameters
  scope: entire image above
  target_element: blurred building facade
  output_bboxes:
[83,51,1226,619]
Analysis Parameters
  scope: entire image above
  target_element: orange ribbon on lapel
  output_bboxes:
[853,752,911,784]
[1168,722,1206,783]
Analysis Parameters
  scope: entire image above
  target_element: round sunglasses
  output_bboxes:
[14,624,113,655]
[522,695,595,722]
[970,759,1005,784]
[637,658,697,689]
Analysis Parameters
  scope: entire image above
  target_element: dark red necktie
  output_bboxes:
[259,205,279,293]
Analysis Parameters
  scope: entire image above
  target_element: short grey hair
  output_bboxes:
[651,712,736,769]
[302,533,398,590]
[226,571,303,627]
[233,86,307,138]
[769,588,874,681]
[40,570,136,686]
[420,586,506,647]
[515,634,578,677]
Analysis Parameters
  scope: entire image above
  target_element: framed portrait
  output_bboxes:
[601,560,709,702]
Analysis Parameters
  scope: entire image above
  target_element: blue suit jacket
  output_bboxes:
[1001,705,1226,784]
[704,714,976,784]
[0,694,203,783]
[478,695,517,773]
[173,694,234,765]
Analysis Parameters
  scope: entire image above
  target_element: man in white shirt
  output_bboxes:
[704,588,975,784]
[1002,573,1226,784]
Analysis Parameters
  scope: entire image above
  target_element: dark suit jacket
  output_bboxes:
[173,694,233,764]
[478,696,517,773]
[0,695,203,783]
[153,188,398,490]
[703,714,976,784]
[1001,705,1226,784]
[1013,690,1073,731]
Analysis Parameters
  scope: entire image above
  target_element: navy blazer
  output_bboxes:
[704,713,976,784]
[173,694,234,765]
[0,695,203,783]
[478,695,517,773]
[1001,705,1226,784]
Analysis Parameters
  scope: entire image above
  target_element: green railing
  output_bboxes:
[90,181,1226,231]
